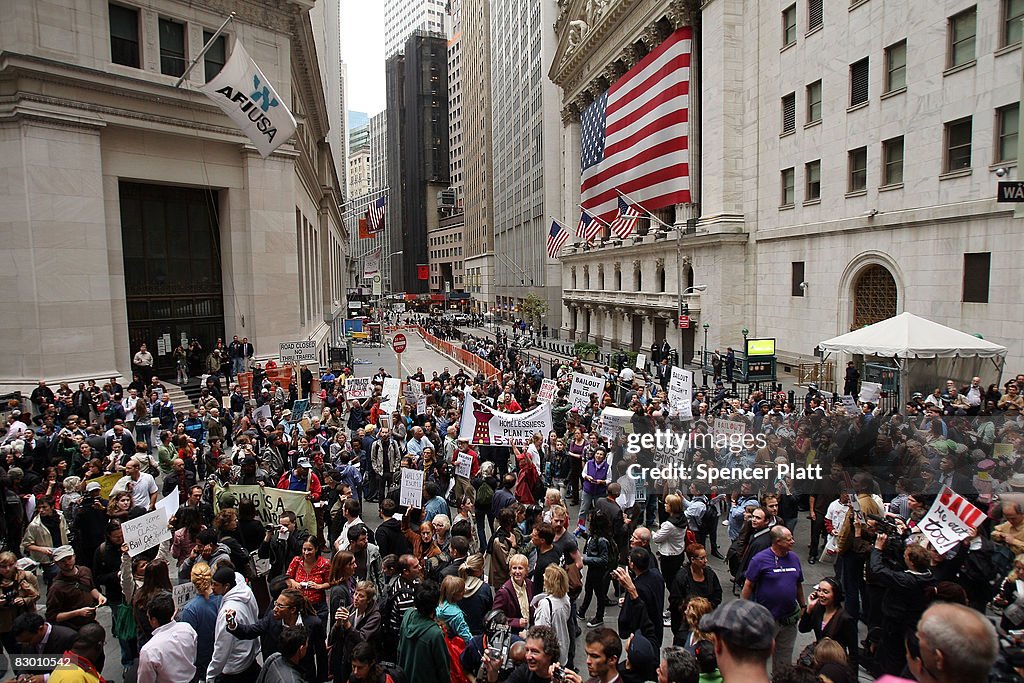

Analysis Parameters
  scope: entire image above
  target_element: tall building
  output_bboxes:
[311,0,346,194]
[369,111,388,193]
[447,0,464,205]
[383,0,447,59]
[385,32,450,295]
[348,123,371,199]
[0,0,348,389]
[460,0,495,315]
[552,0,1023,371]
[490,0,563,328]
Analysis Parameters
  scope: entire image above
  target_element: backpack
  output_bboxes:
[474,479,494,511]
[696,496,720,533]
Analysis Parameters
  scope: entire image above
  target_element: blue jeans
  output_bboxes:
[232,357,245,376]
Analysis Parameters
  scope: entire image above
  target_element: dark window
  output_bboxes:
[109,3,140,68]
[805,160,821,200]
[850,57,869,106]
[782,4,797,46]
[159,17,186,77]
[792,261,805,297]
[883,136,905,185]
[945,116,973,171]
[997,103,1019,164]
[806,80,822,123]
[885,40,907,93]
[848,147,867,192]
[962,252,990,303]
[948,6,977,68]
[1005,0,1024,46]
[782,93,796,134]
[203,31,227,82]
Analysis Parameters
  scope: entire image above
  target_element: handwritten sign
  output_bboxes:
[290,399,310,422]
[381,378,402,414]
[155,493,179,522]
[713,418,748,439]
[667,367,692,419]
[569,372,605,410]
[253,404,271,426]
[416,396,427,416]
[537,379,558,403]
[173,582,197,611]
[859,382,882,405]
[345,377,372,400]
[635,353,647,370]
[399,468,424,509]
[600,407,634,441]
[841,395,859,414]
[121,508,171,557]
[919,486,987,554]
[455,453,473,479]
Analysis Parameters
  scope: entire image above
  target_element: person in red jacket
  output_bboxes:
[513,444,539,505]
[277,457,322,502]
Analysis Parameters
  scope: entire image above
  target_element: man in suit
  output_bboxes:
[241,337,255,372]
[657,358,672,392]
[10,612,78,680]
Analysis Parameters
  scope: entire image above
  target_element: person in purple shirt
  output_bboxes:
[579,449,610,527]
[741,525,804,672]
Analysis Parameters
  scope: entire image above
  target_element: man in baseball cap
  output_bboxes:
[699,600,775,683]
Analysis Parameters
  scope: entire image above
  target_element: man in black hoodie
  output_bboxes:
[375,498,412,559]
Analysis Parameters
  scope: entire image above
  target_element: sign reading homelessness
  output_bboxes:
[458,393,553,448]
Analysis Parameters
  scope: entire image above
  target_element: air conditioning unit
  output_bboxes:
[438,189,456,206]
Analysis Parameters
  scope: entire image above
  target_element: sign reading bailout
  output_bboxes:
[200,42,297,158]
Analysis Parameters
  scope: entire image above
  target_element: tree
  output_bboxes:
[520,293,548,330]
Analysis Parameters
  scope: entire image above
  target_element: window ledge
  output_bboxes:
[845,189,867,198]
[939,168,972,180]
[995,43,1022,58]
[779,202,795,210]
[804,119,822,129]
[847,101,869,113]
[803,198,821,206]
[780,129,796,139]
[848,0,869,10]
[881,87,907,101]
[943,60,976,77]
[805,25,823,38]
[879,182,904,193]
[990,161,1018,172]
[781,41,796,53]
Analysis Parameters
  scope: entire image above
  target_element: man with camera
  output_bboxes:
[482,625,580,683]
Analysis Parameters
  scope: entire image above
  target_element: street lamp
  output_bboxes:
[702,322,710,386]
[677,284,707,367]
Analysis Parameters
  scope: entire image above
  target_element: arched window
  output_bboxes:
[614,266,622,290]
[657,267,666,292]
[571,268,577,289]
[853,264,897,329]
[685,265,695,291]
[598,268,605,290]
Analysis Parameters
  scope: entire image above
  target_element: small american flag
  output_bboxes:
[581,26,691,222]
[546,221,569,259]
[576,209,606,243]
[608,196,643,239]
[367,195,387,233]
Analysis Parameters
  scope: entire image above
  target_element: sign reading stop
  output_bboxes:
[392,334,407,353]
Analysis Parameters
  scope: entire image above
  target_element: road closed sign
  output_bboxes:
[280,340,317,364]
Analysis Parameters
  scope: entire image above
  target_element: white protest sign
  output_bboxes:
[381,377,402,414]
[667,367,693,419]
[416,396,427,416]
[155,493,179,521]
[919,486,987,554]
[279,340,317,364]
[600,407,634,441]
[399,468,424,509]
[253,404,271,426]
[345,377,372,400]
[713,418,748,439]
[537,379,558,403]
[569,372,605,409]
[841,395,859,414]
[457,394,554,448]
[635,353,647,370]
[173,582,197,610]
[859,381,882,404]
[455,453,473,479]
[121,508,171,557]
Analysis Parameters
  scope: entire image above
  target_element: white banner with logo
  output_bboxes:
[199,42,297,158]
[458,394,553,448]
[363,247,381,278]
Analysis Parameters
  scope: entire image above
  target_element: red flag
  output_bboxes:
[358,217,372,239]
[417,264,429,280]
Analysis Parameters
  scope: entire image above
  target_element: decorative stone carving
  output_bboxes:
[620,44,641,68]
[632,259,641,272]
[583,0,610,26]
[666,0,696,29]
[597,263,605,274]
[680,255,691,268]
[655,258,665,271]
[566,19,590,54]
[603,62,624,84]
[641,24,664,50]
[554,0,571,33]
[613,262,621,273]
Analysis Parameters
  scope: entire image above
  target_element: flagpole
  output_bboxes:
[576,204,610,226]
[614,188,674,230]
[174,12,235,88]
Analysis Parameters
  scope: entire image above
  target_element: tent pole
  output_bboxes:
[898,356,909,416]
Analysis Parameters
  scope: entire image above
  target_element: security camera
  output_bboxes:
[798,281,809,290]
[995,167,1009,178]
[863,208,879,218]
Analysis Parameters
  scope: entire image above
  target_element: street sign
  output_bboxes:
[392,333,407,353]
[280,340,317,364]
[679,315,690,328]
[997,181,1024,202]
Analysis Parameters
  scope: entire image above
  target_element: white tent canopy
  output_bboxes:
[819,312,1007,359]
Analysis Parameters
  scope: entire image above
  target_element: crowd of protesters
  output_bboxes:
[0,321,1022,683]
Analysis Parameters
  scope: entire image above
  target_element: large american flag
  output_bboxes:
[576,209,606,243]
[580,26,692,222]
[546,221,569,259]
[367,195,387,233]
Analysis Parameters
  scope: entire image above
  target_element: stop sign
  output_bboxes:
[392,333,407,353]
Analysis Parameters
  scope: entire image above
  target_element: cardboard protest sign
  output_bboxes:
[381,378,402,414]
[345,377,372,400]
[253,404,271,426]
[155,493,179,521]
[569,372,605,409]
[399,468,424,509]
[122,508,171,557]
[87,473,122,500]
[712,418,748,439]
[173,582,197,610]
[457,394,553,448]
[841,395,858,414]
[416,396,427,416]
[919,486,986,554]
[537,379,558,403]
[213,484,317,536]
[455,453,473,479]
[635,353,647,370]
[859,382,882,404]
[600,406,634,441]
[667,367,693,419]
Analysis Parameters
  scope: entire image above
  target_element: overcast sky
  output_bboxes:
[342,1,385,116]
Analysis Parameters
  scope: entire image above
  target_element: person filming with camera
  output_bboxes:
[482,624,581,683]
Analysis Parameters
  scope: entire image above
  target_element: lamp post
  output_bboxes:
[741,327,749,387]
[677,284,707,367]
[702,322,710,386]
